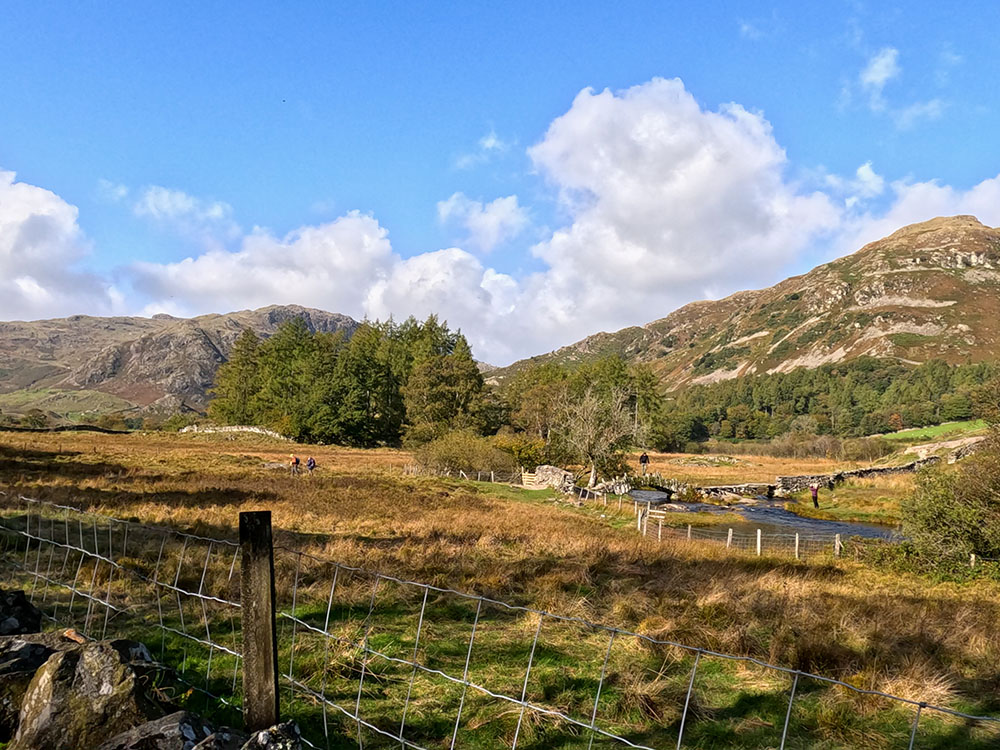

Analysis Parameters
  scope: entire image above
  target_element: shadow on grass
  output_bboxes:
[0,443,130,482]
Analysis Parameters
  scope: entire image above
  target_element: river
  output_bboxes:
[629,490,899,540]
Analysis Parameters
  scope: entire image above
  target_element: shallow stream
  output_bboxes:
[629,490,899,540]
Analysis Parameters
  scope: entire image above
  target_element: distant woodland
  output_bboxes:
[209,318,998,459]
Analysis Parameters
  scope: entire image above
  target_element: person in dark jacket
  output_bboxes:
[810,483,819,508]
[639,452,650,476]
[306,456,316,474]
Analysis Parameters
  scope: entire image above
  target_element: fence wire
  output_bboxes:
[638,510,857,560]
[0,492,244,720]
[1,493,998,750]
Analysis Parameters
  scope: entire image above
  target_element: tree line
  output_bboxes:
[209,316,495,446]
[209,317,999,474]
[654,357,998,450]
[209,318,659,483]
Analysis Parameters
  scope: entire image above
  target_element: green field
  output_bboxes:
[881,419,987,442]
[0,387,135,420]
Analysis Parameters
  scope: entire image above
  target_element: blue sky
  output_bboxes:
[2,1,1000,364]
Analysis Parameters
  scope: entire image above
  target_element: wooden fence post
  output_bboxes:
[756,529,762,557]
[795,533,800,560]
[686,524,692,541]
[617,496,623,511]
[834,534,842,558]
[726,528,733,549]
[658,519,662,541]
[970,553,976,568]
[240,511,280,732]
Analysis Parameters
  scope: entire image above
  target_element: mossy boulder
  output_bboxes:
[0,632,77,740]
[11,639,164,750]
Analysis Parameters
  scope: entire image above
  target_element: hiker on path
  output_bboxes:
[639,452,649,476]
[809,482,819,509]
[306,456,316,474]
[290,454,300,476]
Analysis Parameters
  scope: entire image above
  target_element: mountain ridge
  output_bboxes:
[3,215,999,420]
[492,215,1000,386]
[0,305,358,414]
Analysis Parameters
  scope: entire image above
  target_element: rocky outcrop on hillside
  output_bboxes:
[494,216,1000,388]
[0,305,358,413]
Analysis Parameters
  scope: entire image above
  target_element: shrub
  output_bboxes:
[415,430,518,475]
[840,437,894,462]
[492,431,546,471]
[902,432,1000,563]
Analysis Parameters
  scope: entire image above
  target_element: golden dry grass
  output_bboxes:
[633,451,868,485]
[2,430,999,726]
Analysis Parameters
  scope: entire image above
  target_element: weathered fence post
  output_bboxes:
[240,511,280,732]
[726,528,733,549]
[970,553,976,568]
[658,519,662,541]
[490,471,495,483]
[834,534,842,557]
[794,533,800,560]
[617,496,623,511]
[686,524,692,541]
[756,529,762,557]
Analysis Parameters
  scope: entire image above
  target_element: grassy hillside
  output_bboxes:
[493,216,1000,392]
[881,419,988,442]
[1,432,998,747]
[0,387,135,420]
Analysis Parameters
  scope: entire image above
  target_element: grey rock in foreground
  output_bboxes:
[98,710,219,750]
[0,591,42,636]
[192,727,250,750]
[0,632,78,740]
[241,721,302,750]
[11,639,164,750]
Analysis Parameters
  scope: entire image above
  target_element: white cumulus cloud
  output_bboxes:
[437,192,528,253]
[130,211,395,316]
[0,170,120,320]
[860,47,901,110]
[833,172,1000,258]
[9,77,999,366]
[893,98,946,130]
[134,185,241,243]
[127,78,848,363]
[521,78,841,337]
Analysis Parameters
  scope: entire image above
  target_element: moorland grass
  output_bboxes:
[1,431,998,748]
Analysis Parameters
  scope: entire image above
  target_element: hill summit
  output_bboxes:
[0,305,358,414]
[497,215,1000,386]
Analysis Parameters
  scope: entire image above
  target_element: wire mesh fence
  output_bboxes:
[638,509,856,561]
[1,493,998,749]
[0,491,244,722]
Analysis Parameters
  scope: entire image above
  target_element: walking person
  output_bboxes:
[639,452,649,476]
[290,454,301,476]
[809,482,819,509]
[306,456,316,474]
